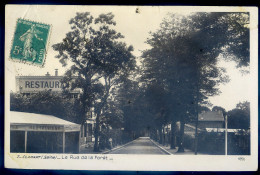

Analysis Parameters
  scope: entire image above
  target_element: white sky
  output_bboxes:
[5,5,254,111]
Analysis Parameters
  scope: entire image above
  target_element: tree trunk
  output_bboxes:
[93,91,109,152]
[177,119,185,152]
[170,120,176,149]
[159,126,163,144]
[93,111,100,152]
[80,90,89,144]
[194,64,200,155]
[155,129,158,141]
[162,125,165,146]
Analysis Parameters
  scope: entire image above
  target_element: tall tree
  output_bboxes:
[52,12,135,152]
[141,12,249,152]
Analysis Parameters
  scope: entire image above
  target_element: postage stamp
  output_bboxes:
[10,18,51,66]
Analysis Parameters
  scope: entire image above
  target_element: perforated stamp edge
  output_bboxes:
[8,18,52,68]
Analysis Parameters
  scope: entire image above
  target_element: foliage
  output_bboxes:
[198,132,225,154]
[140,12,249,150]
[198,130,250,155]
[228,101,250,129]
[52,12,136,151]
[212,106,227,116]
[198,106,211,113]
[10,91,81,124]
[183,134,195,151]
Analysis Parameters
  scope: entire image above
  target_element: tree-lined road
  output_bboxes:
[106,137,170,155]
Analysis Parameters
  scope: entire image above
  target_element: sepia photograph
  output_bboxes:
[5,5,258,171]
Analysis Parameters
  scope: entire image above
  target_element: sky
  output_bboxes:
[5,5,255,111]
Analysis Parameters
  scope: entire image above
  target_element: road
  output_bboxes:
[106,137,169,155]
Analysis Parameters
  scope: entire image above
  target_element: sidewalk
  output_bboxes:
[151,139,208,155]
[80,142,96,154]
[80,141,131,154]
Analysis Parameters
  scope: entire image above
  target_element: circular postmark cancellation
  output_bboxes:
[9,18,51,67]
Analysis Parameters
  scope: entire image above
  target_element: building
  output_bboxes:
[16,69,80,98]
[165,111,224,138]
[10,111,81,153]
[81,108,96,143]
[198,111,225,129]
[14,69,96,145]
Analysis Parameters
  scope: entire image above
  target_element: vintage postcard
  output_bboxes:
[5,5,258,171]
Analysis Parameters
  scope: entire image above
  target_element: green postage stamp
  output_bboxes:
[10,18,51,66]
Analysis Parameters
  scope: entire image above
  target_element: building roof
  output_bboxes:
[199,111,224,122]
[10,111,79,126]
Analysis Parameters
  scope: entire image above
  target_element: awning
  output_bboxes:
[10,111,80,132]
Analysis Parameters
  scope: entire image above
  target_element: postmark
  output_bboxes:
[10,18,51,66]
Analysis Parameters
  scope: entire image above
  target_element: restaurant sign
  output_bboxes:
[16,76,78,93]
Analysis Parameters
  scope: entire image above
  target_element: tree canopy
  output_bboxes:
[10,91,82,124]
[228,101,250,129]
[52,12,136,151]
[140,12,249,151]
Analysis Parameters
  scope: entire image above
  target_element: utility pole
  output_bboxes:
[194,65,200,155]
[225,115,228,155]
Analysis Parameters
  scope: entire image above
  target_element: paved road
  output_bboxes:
[107,137,169,155]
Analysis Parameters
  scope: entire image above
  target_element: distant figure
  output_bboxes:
[19,24,42,61]
[109,138,113,149]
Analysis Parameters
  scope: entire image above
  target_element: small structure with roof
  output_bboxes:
[10,111,81,153]
[198,111,225,129]
[14,70,96,145]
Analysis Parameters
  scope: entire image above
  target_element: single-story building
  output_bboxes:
[15,70,96,146]
[198,111,225,129]
[10,111,81,153]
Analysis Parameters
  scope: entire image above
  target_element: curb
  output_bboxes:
[149,138,173,155]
